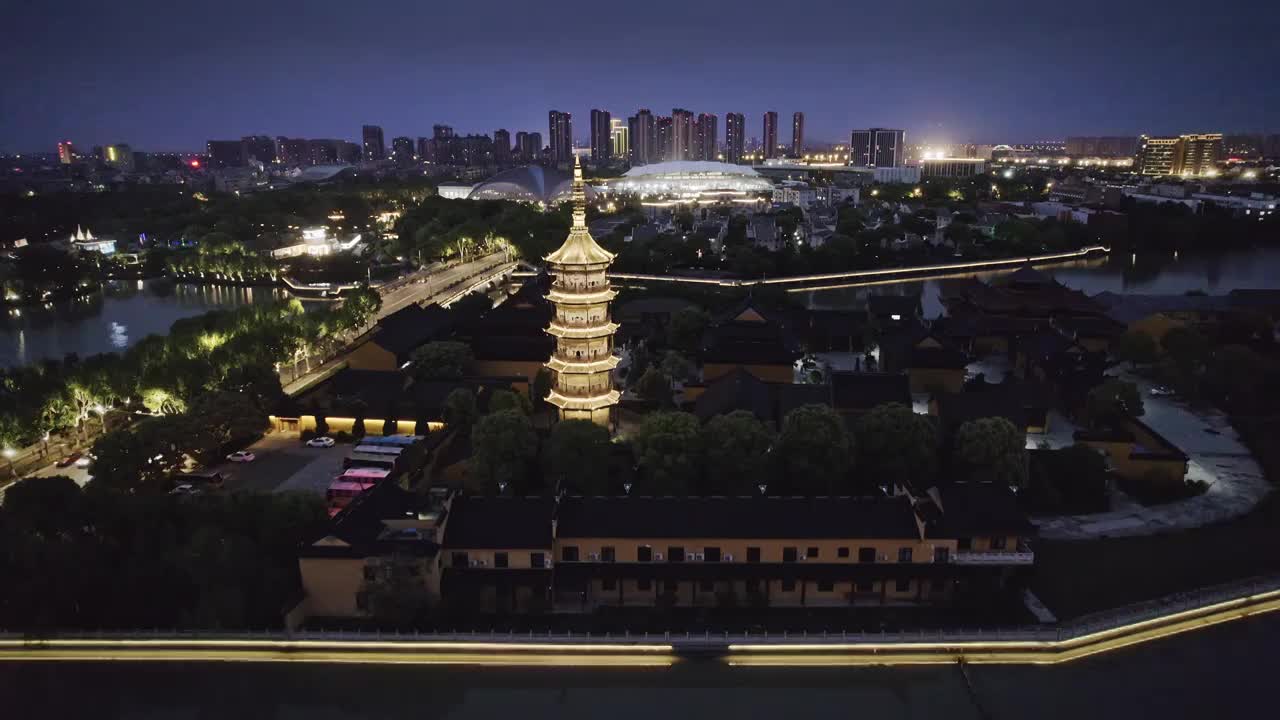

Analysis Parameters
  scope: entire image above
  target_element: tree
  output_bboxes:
[660,351,694,383]
[186,391,269,459]
[854,403,938,491]
[1085,378,1144,428]
[632,411,702,495]
[88,418,191,492]
[543,419,614,494]
[470,409,537,494]
[1026,444,1109,514]
[953,417,1028,488]
[775,404,852,495]
[334,286,382,331]
[362,555,433,626]
[488,388,532,416]
[667,308,711,354]
[1205,344,1269,412]
[636,367,673,407]
[410,341,473,380]
[441,388,478,435]
[1,475,83,536]
[531,368,553,409]
[1160,326,1210,373]
[1114,331,1158,367]
[701,411,773,494]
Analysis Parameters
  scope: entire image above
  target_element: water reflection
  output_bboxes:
[0,280,289,367]
[803,247,1280,317]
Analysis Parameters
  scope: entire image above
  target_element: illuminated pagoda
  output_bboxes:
[543,155,621,426]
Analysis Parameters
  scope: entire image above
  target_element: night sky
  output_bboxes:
[4,0,1277,153]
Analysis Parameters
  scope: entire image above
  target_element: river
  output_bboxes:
[801,246,1280,317]
[1,611,1275,718]
[5,248,1280,368]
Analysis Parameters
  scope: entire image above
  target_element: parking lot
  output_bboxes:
[211,433,349,495]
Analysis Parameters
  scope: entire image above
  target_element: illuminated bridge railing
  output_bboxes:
[3,573,1277,650]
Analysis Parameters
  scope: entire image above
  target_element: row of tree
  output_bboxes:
[0,288,381,450]
[0,475,326,631]
[459,399,1030,498]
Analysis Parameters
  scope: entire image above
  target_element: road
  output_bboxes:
[1033,371,1269,539]
[375,253,511,320]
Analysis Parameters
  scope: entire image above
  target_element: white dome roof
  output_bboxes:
[621,161,762,178]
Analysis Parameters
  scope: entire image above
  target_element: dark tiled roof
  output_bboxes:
[932,483,1036,537]
[867,294,922,317]
[297,368,409,415]
[556,496,922,540]
[1052,314,1125,339]
[694,367,772,422]
[935,390,1026,434]
[301,483,440,559]
[830,372,912,412]
[470,335,554,362]
[443,496,555,549]
[693,369,830,425]
[372,304,455,360]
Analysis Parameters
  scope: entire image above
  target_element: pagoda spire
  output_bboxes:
[542,154,620,427]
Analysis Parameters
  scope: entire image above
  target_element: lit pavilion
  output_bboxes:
[543,155,621,426]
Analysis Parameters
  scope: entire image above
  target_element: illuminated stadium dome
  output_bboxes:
[467,165,594,205]
[605,161,774,200]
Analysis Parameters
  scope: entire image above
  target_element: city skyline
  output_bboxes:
[4,0,1278,153]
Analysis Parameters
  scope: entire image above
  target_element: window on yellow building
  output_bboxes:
[494,552,508,568]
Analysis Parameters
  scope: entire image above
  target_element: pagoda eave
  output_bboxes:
[545,389,622,411]
[546,355,621,373]
[546,321,621,339]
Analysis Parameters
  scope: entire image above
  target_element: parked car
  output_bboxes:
[306,436,336,448]
[1149,385,1176,397]
[55,452,82,468]
[169,484,199,496]
[74,454,93,468]
[226,451,256,463]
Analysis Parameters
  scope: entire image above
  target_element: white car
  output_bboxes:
[74,454,93,468]
[169,484,198,495]
[1149,385,1176,397]
[226,451,256,463]
[306,436,336,448]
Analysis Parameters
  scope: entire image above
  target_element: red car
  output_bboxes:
[55,452,82,468]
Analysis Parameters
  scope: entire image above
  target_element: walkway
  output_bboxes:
[1033,372,1270,539]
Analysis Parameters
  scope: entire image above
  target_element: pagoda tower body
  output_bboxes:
[543,156,621,426]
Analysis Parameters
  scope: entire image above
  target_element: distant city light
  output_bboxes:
[190,159,200,168]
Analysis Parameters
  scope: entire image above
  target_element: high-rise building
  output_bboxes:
[206,140,245,168]
[849,128,905,167]
[543,155,620,427]
[791,112,804,157]
[524,132,544,163]
[695,113,718,161]
[416,137,433,162]
[241,135,277,165]
[432,134,495,166]
[1136,136,1181,176]
[391,136,414,162]
[671,109,694,161]
[308,139,342,165]
[493,129,512,165]
[657,116,674,162]
[103,143,135,172]
[610,118,629,160]
[1136,134,1222,177]
[433,125,454,140]
[362,125,385,161]
[341,142,363,164]
[590,109,612,164]
[276,137,311,166]
[628,109,656,165]
[1178,133,1223,176]
[57,140,75,164]
[763,112,778,159]
[725,112,745,164]
[548,110,573,166]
